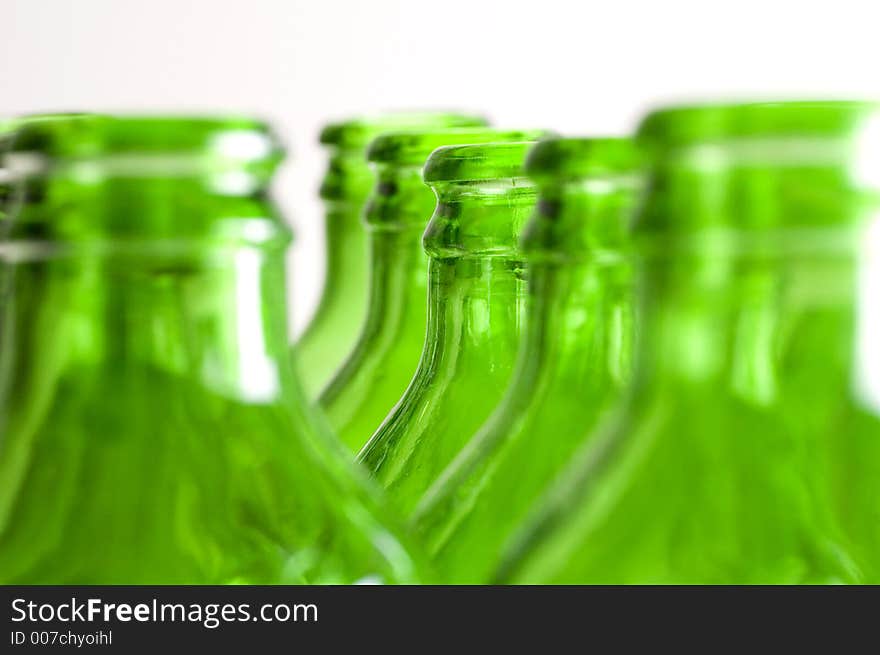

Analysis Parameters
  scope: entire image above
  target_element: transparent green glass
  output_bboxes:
[0,114,422,584]
[499,102,880,584]
[295,113,486,398]
[319,128,541,452]
[411,137,641,583]
[359,140,541,515]
[0,118,12,222]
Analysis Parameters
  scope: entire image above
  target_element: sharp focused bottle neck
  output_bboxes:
[417,182,536,373]
[420,255,525,374]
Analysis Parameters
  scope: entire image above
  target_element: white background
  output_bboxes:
[4,0,879,335]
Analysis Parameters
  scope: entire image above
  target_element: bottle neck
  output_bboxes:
[357,163,438,340]
[2,178,295,406]
[415,180,536,377]
[516,180,638,389]
[518,255,633,391]
[636,239,875,409]
[419,254,525,376]
[358,225,428,341]
[320,199,369,303]
[318,146,373,303]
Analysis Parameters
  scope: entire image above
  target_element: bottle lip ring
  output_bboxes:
[5,113,285,173]
[423,140,544,184]
[638,100,880,149]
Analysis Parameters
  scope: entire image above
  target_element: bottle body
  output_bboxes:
[359,254,527,515]
[296,113,486,398]
[295,197,370,398]
[319,128,539,453]
[411,138,641,582]
[499,102,880,584]
[0,115,422,584]
[359,141,539,515]
[318,222,429,450]
[504,246,880,583]
[317,158,434,452]
[418,221,635,579]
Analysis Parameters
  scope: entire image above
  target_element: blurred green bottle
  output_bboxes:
[0,119,12,222]
[411,137,641,582]
[359,140,541,515]
[499,101,880,584]
[295,113,486,398]
[0,114,423,584]
[319,128,539,452]
[0,119,12,343]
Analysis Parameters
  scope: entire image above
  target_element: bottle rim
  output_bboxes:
[366,128,546,166]
[423,141,542,185]
[4,113,285,185]
[637,100,880,164]
[633,101,880,242]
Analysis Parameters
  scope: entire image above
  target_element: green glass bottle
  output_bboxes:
[411,137,641,583]
[0,114,422,584]
[319,128,542,452]
[499,102,880,584]
[0,119,12,342]
[358,140,541,515]
[0,118,12,222]
[295,113,486,398]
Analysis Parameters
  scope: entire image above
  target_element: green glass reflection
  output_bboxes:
[499,102,880,584]
[0,114,423,584]
[412,137,641,583]
[295,113,486,398]
[359,140,541,515]
[319,128,543,453]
